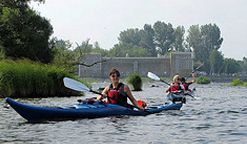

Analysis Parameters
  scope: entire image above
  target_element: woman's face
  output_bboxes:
[110,72,120,83]
[175,77,180,83]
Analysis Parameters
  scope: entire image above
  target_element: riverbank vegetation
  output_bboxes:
[228,78,247,87]
[125,74,143,91]
[196,76,211,84]
[0,59,85,98]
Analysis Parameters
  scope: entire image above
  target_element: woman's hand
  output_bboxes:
[102,93,107,98]
[96,95,102,100]
[191,72,195,76]
[139,106,145,111]
[97,86,109,100]
[96,93,107,100]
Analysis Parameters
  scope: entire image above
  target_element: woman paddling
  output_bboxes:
[97,68,144,111]
[180,72,196,93]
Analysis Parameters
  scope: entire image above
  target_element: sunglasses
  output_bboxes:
[111,74,120,78]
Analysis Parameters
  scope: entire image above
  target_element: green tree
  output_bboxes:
[224,58,241,74]
[109,43,151,57]
[172,26,185,52]
[52,39,76,71]
[0,0,54,63]
[209,50,224,74]
[117,25,157,57]
[153,21,174,55]
[139,24,156,56]
[186,25,202,61]
[130,45,151,57]
[187,24,223,63]
[74,38,93,55]
[118,28,141,46]
[91,41,109,57]
[200,24,223,62]
[52,38,109,73]
[108,44,126,57]
[187,24,223,74]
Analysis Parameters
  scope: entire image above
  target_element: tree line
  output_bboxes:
[0,0,54,63]
[0,0,246,76]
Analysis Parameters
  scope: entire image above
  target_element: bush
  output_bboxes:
[196,75,211,84]
[244,82,247,86]
[228,78,246,86]
[125,74,142,91]
[0,59,84,98]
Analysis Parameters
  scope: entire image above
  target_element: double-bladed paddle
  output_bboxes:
[63,77,102,95]
[63,77,149,112]
[147,72,170,86]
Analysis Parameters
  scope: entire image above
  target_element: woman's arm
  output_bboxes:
[165,87,170,93]
[186,73,196,84]
[96,86,109,100]
[191,72,196,83]
[124,85,144,111]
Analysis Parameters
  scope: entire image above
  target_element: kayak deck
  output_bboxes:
[5,97,182,122]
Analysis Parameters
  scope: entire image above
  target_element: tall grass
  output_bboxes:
[0,59,83,98]
[125,74,143,91]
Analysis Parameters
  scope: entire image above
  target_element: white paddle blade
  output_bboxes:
[63,77,90,92]
[147,72,161,81]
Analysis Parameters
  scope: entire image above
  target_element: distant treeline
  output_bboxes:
[0,0,246,76]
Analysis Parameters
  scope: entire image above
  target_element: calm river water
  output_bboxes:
[1,82,247,144]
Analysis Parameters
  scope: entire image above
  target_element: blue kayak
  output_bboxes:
[167,92,186,103]
[5,97,182,122]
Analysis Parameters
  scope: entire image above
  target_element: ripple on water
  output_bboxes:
[1,83,247,144]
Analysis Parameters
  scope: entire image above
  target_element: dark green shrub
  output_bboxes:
[196,75,211,84]
[125,74,142,91]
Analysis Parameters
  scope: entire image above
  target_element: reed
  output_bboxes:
[125,74,143,91]
[0,59,83,98]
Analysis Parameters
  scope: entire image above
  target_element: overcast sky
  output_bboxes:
[31,0,247,60]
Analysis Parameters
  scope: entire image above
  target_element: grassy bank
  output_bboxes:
[0,59,84,98]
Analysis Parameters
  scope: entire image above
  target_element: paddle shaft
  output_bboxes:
[89,90,102,95]
[185,93,194,98]
[89,89,150,112]
[160,79,170,86]
[185,62,204,80]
